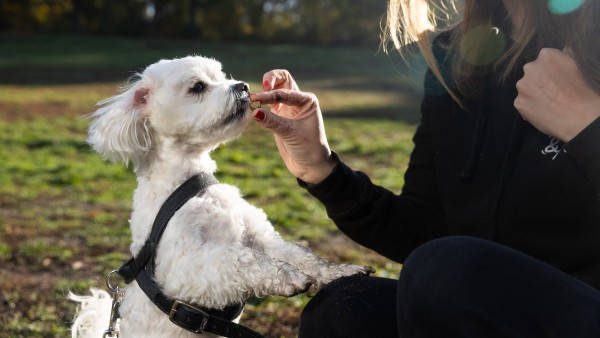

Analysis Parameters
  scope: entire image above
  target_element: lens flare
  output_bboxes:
[460,25,506,66]
[548,0,586,14]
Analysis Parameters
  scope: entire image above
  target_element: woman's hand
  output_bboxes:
[515,48,600,142]
[249,69,336,185]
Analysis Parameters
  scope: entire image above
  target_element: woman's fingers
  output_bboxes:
[250,90,317,119]
[262,69,300,91]
[252,109,294,136]
[250,74,333,184]
[250,89,316,107]
[258,70,302,112]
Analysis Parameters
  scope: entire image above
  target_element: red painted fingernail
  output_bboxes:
[254,109,265,121]
[263,81,269,89]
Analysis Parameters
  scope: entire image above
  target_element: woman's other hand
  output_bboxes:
[515,48,600,142]
[249,70,336,185]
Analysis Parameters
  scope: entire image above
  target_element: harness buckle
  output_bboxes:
[169,300,209,333]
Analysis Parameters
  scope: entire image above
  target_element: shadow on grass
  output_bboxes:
[0,68,423,125]
[327,104,421,124]
[0,34,424,123]
[0,65,139,85]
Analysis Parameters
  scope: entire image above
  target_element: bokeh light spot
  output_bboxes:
[460,25,506,66]
[548,0,586,14]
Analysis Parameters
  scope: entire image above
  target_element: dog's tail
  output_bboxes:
[69,288,115,338]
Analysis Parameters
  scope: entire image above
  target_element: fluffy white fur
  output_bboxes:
[70,55,373,338]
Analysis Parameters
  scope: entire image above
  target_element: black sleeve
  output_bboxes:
[564,116,600,200]
[299,98,447,263]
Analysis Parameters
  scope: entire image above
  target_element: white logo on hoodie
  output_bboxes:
[541,136,563,160]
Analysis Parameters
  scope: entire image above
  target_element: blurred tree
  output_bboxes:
[0,0,388,46]
[243,0,268,37]
[194,0,243,40]
[294,0,386,45]
[146,0,186,36]
[188,0,198,37]
[257,0,300,42]
[74,0,148,36]
[0,0,73,32]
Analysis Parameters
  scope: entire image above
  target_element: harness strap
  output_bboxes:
[137,265,263,337]
[116,173,265,338]
[118,173,218,283]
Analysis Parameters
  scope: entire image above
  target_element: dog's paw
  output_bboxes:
[280,270,316,297]
[312,264,376,290]
[333,263,376,278]
[353,265,376,276]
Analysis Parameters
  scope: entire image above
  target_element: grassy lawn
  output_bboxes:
[0,33,423,337]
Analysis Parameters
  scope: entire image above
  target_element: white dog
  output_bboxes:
[70,55,374,338]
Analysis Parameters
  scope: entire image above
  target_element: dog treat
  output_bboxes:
[249,100,261,109]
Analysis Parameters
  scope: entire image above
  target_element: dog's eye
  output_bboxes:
[189,81,205,94]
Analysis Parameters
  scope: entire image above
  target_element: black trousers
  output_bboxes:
[298,236,600,337]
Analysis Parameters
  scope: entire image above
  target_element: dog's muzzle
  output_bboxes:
[225,82,251,125]
[232,82,249,94]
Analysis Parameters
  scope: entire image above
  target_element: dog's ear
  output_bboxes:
[87,79,153,170]
[134,87,150,105]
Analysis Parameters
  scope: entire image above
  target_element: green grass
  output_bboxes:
[0,33,422,337]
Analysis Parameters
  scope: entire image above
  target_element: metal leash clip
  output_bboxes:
[104,270,124,338]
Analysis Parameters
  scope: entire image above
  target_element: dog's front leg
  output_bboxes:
[239,203,374,292]
[260,241,375,291]
[158,243,316,304]
[235,246,317,298]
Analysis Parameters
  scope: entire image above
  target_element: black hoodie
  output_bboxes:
[301,34,600,290]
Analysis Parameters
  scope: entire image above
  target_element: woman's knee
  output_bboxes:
[397,238,600,337]
[397,236,517,312]
[397,236,508,335]
[399,236,503,290]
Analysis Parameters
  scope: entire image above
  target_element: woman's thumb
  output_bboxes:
[252,109,293,135]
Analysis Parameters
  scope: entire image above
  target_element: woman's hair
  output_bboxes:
[382,0,600,101]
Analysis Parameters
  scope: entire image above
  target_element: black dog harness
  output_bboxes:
[116,173,265,337]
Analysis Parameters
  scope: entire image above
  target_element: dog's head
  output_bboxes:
[87,55,251,170]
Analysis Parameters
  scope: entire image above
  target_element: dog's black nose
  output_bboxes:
[233,82,249,94]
